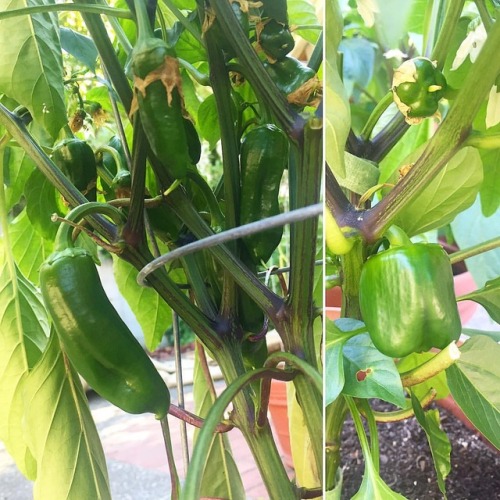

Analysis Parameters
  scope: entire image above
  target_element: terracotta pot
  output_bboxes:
[268,378,293,468]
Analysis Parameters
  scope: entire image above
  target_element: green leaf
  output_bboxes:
[337,152,380,195]
[342,334,407,408]
[397,352,450,401]
[405,0,428,35]
[325,0,350,178]
[60,27,98,72]
[446,336,500,450]
[1,145,35,212]
[479,148,500,216]
[0,0,66,138]
[24,168,64,241]
[339,38,376,101]
[193,346,244,499]
[325,468,343,499]
[451,197,500,288]
[394,146,483,236]
[0,252,49,479]
[325,318,367,405]
[24,331,111,499]
[379,120,430,183]
[458,276,500,324]
[176,29,206,64]
[113,257,172,352]
[411,393,452,496]
[9,210,53,285]
[376,0,414,49]
[462,328,500,342]
[288,0,320,44]
[198,94,220,150]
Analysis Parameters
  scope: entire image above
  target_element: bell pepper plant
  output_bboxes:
[325,0,500,498]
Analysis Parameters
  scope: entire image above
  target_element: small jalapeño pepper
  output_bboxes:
[40,203,170,418]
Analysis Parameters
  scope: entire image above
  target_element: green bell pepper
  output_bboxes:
[392,57,448,124]
[359,231,461,358]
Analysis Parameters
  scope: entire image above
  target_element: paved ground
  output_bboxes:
[0,379,289,500]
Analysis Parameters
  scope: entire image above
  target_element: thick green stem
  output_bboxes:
[204,24,241,322]
[340,240,364,320]
[76,0,133,111]
[362,18,500,242]
[465,132,500,149]
[360,91,393,141]
[325,396,348,490]
[287,118,323,365]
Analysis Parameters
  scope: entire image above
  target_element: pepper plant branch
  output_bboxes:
[325,396,348,490]
[368,112,409,163]
[307,30,323,73]
[161,0,203,44]
[159,417,180,500]
[182,367,299,500]
[0,3,132,20]
[0,104,116,240]
[465,131,500,149]
[360,91,393,141]
[168,404,233,433]
[362,17,500,242]
[209,0,300,137]
[431,0,466,66]
[76,0,133,111]
[204,26,241,320]
[449,236,500,264]
[136,204,322,287]
[287,119,323,367]
[357,399,379,473]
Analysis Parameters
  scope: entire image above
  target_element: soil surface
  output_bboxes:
[340,402,500,499]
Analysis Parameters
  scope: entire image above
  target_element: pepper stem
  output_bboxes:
[384,225,412,248]
[54,202,126,252]
[400,342,461,387]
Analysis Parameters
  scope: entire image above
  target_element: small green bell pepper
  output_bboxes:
[392,57,448,124]
[359,233,461,358]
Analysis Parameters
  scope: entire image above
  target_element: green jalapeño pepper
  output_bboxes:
[258,19,295,61]
[359,228,461,358]
[40,203,170,419]
[262,56,319,108]
[131,0,192,179]
[52,138,97,202]
[392,57,448,124]
[240,124,289,265]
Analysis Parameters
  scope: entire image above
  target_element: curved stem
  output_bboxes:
[400,342,461,387]
[160,417,180,500]
[182,368,299,500]
[360,91,393,141]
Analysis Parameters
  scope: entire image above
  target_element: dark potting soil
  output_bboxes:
[339,403,500,499]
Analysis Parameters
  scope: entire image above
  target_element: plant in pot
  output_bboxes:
[0,0,323,498]
[325,0,500,498]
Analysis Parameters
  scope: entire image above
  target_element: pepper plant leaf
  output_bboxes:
[0,255,49,479]
[0,0,66,138]
[457,276,500,324]
[60,28,98,72]
[325,0,350,178]
[446,336,500,450]
[393,146,483,236]
[342,334,407,408]
[288,0,320,44]
[24,330,111,500]
[192,346,245,499]
[325,318,367,405]
[1,145,35,212]
[411,393,452,496]
[113,257,172,352]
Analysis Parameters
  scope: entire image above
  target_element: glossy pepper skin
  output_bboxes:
[131,0,192,179]
[392,57,447,123]
[259,19,295,61]
[262,56,317,107]
[52,138,97,201]
[359,243,461,358]
[40,204,170,419]
[240,124,289,265]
